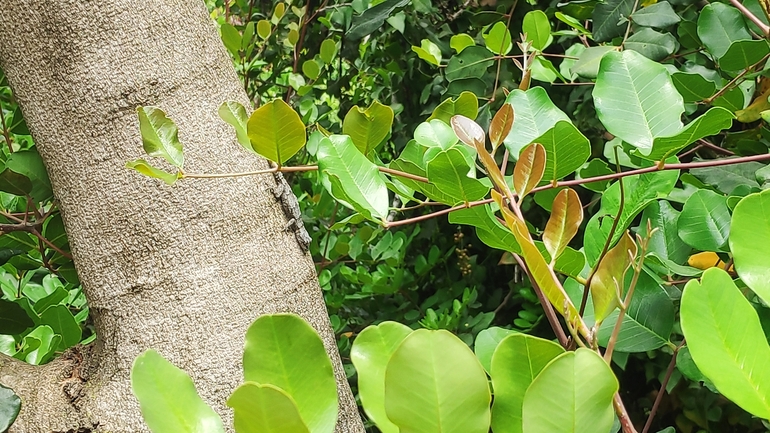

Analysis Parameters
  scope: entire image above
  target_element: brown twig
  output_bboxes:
[0,102,14,153]
[730,0,770,36]
[705,52,770,103]
[512,254,570,348]
[642,339,687,433]
[491,0,518,102]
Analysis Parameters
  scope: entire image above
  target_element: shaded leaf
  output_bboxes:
[218,100,250,149]
[513,143,546,198]
[677,189,731,251]
[543,188,582,264]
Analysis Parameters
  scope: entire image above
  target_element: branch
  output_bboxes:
[730,0,770,36]
[642,339,687,433]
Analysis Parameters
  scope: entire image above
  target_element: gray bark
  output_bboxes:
[0,1,364,432]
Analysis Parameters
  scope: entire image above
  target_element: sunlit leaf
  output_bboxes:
[489,104,514,149]
[342,100,394,155]
[513,143,546,198]
[126,159,179,185]
[137,106,184,168]
[543,188,582,264]
[730,189,770,305]
[247,99,306,164]
[218,100,250,150]
[227,383,310,433]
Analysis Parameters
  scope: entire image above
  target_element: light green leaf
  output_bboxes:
[414,119,458,149]
[532,120,591,181]
[643,107,734,160]
[677,189,731,251]
[247,99,306,164]
[591,231,636,324]
[220,23,242,57]
[218,100,250,150]
[342,101,394,155]
[450,33,475,53]
[21,325,60,365]
[483,22,512,55]
[137,106,184,168]
[227,383,310,433]
[641,200,690,264]
[490,334,564,433]
[473,327,517,373]
[412,39,442,65]
[125,159,179,185]
[131,349,225,433]
[523,10,551,50]
[351,322,412,433]
[503,87,570,156]
[302,59,321,79]
[522,349,618,433]
[243,314,337,433]
[384,329,491,433]
[730,189,770,305]
[317,135,389,221]
[320,39,337,64]
[681,268,770,419]
[428,91,479,123]
[257,20,271,39]
[630,1,680,28]
[593,50,683,153]
[571,46,616,79]
[426,148,490,205]
[697,3,752,59]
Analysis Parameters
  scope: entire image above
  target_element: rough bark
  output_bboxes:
[0,1,365,432]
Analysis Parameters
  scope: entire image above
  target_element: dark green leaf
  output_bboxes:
[677,189,731,251]
[0,384,21,432]
[0,299,34,335]
[624,28,677,61]
[592,0,634,42]
[39,304,82,350]
[697,3,752,59]
[445,46,494,82]
[630,2,680,28]
[346,0,410,41]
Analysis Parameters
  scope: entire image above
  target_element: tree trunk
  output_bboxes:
[0,1,365,432]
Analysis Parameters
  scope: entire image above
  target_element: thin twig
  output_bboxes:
[0,102,14,153]
[730,0,770,36]
[642,339,686,433]
[705,52,770,103]
[491,0,518,102]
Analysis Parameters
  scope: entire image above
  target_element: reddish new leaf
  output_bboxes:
[513,143,546,198]
[451,115,485,148]
[590,231,638,324]
[489,104,514,150]
[543,188,583,264]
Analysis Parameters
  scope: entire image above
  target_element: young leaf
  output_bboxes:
[351,322,412,433]
[730,189,770,305]
[320,39,337,64]
[384,329,491,433]
[591,231,637,324]
[131,349,225,433]
[451,115,485,147]
[489,104,514,149]
[247,99,307,164]
[522,10,552,51]
[342,101,395,155]
[227,383,311,433]
[137,106,184,168]
[428,92,479,123]
[450,33,475,53]
[522,349,619,433]
[125,159,179,186]
[513,143,546,198]
[411,39,442,66]
[681,268,770,419]
[218,100,250,150]
[543,188,582,264]
[414,120,459,149]
[257,19,271,39]
[243,314,337,433]
[490,334,564,433]
[482,22,512,55]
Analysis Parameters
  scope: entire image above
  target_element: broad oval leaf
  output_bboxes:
[243,314,337,433]
[218,101,250,150]
[513,143,546,198]
[384,329,491,433]
[320,39,337,64]
[489,104,514,149]
[426,148,490,205]
[730,189,770,305]
[593,50,684,153]
[522,10,552,51]
[226,382,310,433]
[414,120,458,150]
[451,115,485,147]
[482,22,512,55]
[697,3,752,59]
[0,384,20,433]
[677,189,730,251]
[317,135,389,221]
[137,106,185,168]
[473,326,517,373]
[591,231,637,324]
[503,87,570,155]
[522,348,619,433]
[681,268,770,419]
[0,299,34,335]
[247,99,307,164]
[342,100,394,155]
[350,322,412,433]
[428,91,479,123]
[131,349,225,433]
[490,334,564,433]
[39,304,81,350]
[543,188,582,263]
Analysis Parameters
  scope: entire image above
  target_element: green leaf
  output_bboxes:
[131,349,225,433]
[0,164,32,196]
[571,46,616,79]
[677,189,730,251]
[257,19,271,39]
[483,21,512,55]
[21,325,60,365]
[730,189,770,305]
[0,299,34,335]
[644,107,734,161]
[681,268,770,419]
[220,23,242,57]
[137,106,185,168]
[445,46,494,82]
[503,87,570,156]
[0,384,20,433]
[302,59,321,79]
[5,149,53,202]
[630,2,680,28]
[320,39,337,64]
[426,148,490,205]
[641,200,690,264]
[473,327,517,373]
[592,0,634,42]
[414,119,458,149]
[318,135,389,220]
[532,120,591,181]
[342,101,394,155]
[522,348,618,433]
[39,304,81,351]
[719,40,770,71]
[247,99,306,164]
[596,269,675,352]
[624,28,677,61]
[672,72,717,103]
[346,0,410,41]
[384,329,491,433]
[412,39,442,65]
[591,231,636,323]
[243,314,337,433]
[522,10,551,51]
[690,160,762,194]
[449,205,521,253]
[593,50,683,153]
[490,334,564,433]
[450,33,475,53]
[351,322,412,433]
[427,92,479,123]
[576,159,613,192]
[125,159,179,185]
[697,3,752,60]
[218,100,250,150]
[227,383,310,433]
